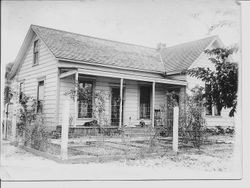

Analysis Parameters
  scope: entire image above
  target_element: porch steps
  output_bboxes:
[122,126,155,137]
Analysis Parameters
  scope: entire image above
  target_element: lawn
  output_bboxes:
[123,135,235,172]
[0,134,238,180]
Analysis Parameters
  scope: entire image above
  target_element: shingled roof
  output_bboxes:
[31,25,217,74]
[31,25,163,73]
[160,36,218,73]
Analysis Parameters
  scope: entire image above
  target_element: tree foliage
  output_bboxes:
[4,62,14,104]
[186,48,238,117]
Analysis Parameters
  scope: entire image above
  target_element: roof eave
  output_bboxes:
[57,58,165,75]
[8,26,35,79]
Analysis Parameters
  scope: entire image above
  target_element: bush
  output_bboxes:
[16,93,50,151]
[24,116,50,151]
[205,126,234,135]
[215,126,225,135]
[179,87,207,149]
[225,126,234,134]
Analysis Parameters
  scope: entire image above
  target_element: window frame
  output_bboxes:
[139,86,151,119]
[19,82,24,102]
[33,39,39,65]
[77,80,94,119]
[37,80,45,113]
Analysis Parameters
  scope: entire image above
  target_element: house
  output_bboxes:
[7,25,234,136]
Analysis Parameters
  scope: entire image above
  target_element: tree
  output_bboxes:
[186,48,238,117]
[4,62,14,104]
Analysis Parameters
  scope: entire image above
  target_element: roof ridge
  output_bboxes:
[31,24,156,50]
[162,35,218,50]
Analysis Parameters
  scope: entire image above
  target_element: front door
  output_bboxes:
[111,87,124,126]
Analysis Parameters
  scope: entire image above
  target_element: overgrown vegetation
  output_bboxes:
[186,48,238,117]
[17,93,50,151]
[179,87,207,149]
[155,88,207,149]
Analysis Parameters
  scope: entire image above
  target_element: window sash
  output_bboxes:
[37,81,44,113]
[33,40,39,64]
[140,86,151,119]
[19,82,24,101]
[78,81,93,118]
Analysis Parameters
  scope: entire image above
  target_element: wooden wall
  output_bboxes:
[13,34,58,128]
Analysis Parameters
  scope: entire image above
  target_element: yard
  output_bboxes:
[0,134,239,180]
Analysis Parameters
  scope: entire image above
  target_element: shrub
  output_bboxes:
[30,117,50,151]
[16,93,50,151]
[225,126,235,134]
[179,87,207,149]
[215,126,225,135]
[22,115,50,151]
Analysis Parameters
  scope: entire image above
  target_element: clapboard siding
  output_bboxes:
[15,34,58,126]
[204,108,235,127]
[123,80,139,126]
[58,75,75,125]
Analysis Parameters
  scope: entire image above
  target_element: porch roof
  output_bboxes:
[59,67,187,86]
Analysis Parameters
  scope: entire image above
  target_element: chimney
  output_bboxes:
[156,43,166,51]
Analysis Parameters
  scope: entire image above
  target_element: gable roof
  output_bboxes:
[31,25,163,73]
[160,36,218,73]
[9,25,220,79]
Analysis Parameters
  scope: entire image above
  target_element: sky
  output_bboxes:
[1,0,240,66]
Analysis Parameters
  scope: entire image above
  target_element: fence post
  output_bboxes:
[173,106,179,153]
[61,99,70,160]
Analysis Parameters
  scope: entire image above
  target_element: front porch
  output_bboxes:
[56,67,186,159]
[58,67,187,132]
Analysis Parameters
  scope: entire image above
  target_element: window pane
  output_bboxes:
[38,81,44,100]
[33,40,39,64]
[34,40,39,53]
[19,82,24,101]
[140,86,150,119]
[78,81,93,118]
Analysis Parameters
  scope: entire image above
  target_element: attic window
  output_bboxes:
[33,39,39,65]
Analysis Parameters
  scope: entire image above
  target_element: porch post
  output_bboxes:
[152,81,155,127]
[119,78,124,129]
[74,71,78,127]
[61,99,70,160]
[173,106,179,153]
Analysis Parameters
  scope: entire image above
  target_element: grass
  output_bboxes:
[122,135,235,172]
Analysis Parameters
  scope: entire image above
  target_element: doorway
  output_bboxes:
[111,87,124,126]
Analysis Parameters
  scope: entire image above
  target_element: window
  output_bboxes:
[33,40,39,65]
[19,82,24,102]
[214,105,221,116]
[37,80,44,113]
[140,86,151,119]
[205,84,221,116]
[78,81,93,118]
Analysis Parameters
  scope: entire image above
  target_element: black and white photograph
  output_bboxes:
[1,0,247,185]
